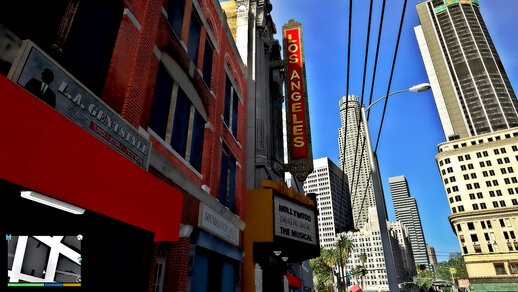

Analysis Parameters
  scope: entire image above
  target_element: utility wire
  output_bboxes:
[339,0,354,234]
[367,0,387,121]
[348,0,374,223]
[374,0,409,153]
[352,0,409,228]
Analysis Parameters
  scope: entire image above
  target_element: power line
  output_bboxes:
[339,0,354,233]
[374,0,409,153]
[367,0,388,121]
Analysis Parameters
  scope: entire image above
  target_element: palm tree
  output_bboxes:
[321,248,339,290]
[359,253,367,290]
[336,234,354,291]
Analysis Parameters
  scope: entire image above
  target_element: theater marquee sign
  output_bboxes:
[283,20,313,181]
[273,196,316,245]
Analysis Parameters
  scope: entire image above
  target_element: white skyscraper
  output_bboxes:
[303,157,353,248]
[388,175,430,267]
[339,95,376,229]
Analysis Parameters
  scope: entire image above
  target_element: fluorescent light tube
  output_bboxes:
[20,191,85,215]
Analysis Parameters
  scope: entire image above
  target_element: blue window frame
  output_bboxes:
[219,148,236,211]
[202,39,213,87]
[167,0,185,37]
[187,12,201,65]
[223,76,239,138]
[149,62,206,173]
[149,64,173,139]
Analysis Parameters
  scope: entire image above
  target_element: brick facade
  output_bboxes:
[0,0,246,290]
[100,0,246,291]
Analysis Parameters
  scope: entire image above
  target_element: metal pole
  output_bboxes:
[360,106,399,291]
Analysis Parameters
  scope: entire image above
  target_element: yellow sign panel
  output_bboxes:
[261,180,315,207]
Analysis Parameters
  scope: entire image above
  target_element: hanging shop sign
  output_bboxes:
[282,20,313,182]
[199,203,240,246]
[8,41,151,169]
[273,195,317,245]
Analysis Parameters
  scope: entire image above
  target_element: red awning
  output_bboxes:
[0,75,182,242]
[285,273,302,288]
[350,284,362,292]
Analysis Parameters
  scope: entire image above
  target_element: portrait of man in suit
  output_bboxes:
[24,67,56,108]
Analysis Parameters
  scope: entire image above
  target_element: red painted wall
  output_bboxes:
[0,75,182,242]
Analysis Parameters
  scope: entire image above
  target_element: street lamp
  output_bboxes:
[365,83,431,112]
[359,83,431,292]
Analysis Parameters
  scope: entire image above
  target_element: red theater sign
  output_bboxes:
[283,20,313,181]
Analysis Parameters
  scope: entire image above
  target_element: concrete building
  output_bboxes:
[436,129,518,287]
[344,207,413,291]
[388,221,417,279]
[389,176,430,268]
[221,2,320,291]
[303,157,353,248]
[416,0,518,289]
[427,245,438,271]
[221,0,285,188]
[415,0,518,142]
[449,252,462,260]
[339,95,376,229]
[0,0,248,290]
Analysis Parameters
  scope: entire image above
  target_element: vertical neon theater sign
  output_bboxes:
[283,20,313,181]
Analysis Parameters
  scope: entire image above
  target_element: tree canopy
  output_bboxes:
[435,257,468,280]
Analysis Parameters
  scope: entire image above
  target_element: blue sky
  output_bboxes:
[270,0,518,261]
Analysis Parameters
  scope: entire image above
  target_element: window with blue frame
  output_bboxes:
[223,76,239,138]
[219,147,236,211]
[167,0,186,37]
[149,62,205,173]
[190,247,239,292]
[187,12,201,65]
[202,39,213,87]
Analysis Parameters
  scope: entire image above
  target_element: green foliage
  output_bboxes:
[435,257,468,280]
[310,248,332,291]
[416,277,433,290]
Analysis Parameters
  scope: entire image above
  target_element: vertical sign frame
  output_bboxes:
[283,19,313,181]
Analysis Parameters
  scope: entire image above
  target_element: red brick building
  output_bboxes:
[0,0,246,291]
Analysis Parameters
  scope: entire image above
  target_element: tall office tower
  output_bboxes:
[416,0,518,287]
[389,176,430,268]
[415,0,518,142]
[339,95,376,229]
[426,244,438,271]
[388,221,417,279]
[303,157,353,248]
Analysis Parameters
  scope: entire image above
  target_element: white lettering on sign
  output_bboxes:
[199,204,240,246]
[274,196,317,245]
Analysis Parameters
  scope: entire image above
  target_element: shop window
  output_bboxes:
[494,263,507,275]
[167,0,186,37]
[223,75,239,138]
[149,63,206,172]
[219,147,236,212]
[190,247,239,292]
[0,1,123,97]
[202,39,213,87]
[152,257,166,292]
[187,12,201,65]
